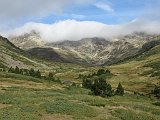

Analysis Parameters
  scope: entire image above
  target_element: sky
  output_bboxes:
[0,0,160,42]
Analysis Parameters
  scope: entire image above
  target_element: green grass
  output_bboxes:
[143,61,160,78]
[112,109,159,120]
[42,100,97,119]
[144,61,160,70]
[0,72,43,83]
[0,84,159,120]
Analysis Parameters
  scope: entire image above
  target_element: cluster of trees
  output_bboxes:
[8,66,42,78]
[82,69,124,97]
[8,66,59,82]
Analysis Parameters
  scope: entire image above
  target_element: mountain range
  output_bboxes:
[9,31,160,66]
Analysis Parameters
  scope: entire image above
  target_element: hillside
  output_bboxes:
[0,36,28,68]
[0,36,49,69]
[0,35,85,77]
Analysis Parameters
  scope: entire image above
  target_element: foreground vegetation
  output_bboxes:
[0,69,160,120]
[0,72,160,120]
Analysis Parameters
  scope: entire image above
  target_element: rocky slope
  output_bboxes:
[9,32,160,65]
[0,36,47,69]
[9,31,45,50]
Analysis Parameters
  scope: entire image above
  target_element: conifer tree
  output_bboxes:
[115,83,124,96]
[19,69,23,75]
[8,67,14,73]
[29,68,35,77]
[15,66,20,74]
[91,78,113,97]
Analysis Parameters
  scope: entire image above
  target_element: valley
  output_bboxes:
[0,34,160,120]
[1,0,160,119]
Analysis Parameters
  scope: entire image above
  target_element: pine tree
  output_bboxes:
[23,69,29,76]
[104,83,113,97]
[19,69,23,75]
[91,78,113,97]
[8,67,14,73]
[97,69,106,76]
[15,66,20,74]
[29,68,35,77]
[115,83,124,96]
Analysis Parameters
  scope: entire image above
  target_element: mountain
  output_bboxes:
[0,36,47,69]
[9,31,45,50]
[9,32,160,65]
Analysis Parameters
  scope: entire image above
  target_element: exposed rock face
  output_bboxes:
[9,31,45,50]
[9,32,160,65]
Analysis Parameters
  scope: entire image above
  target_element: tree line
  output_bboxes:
[8,66,60,83]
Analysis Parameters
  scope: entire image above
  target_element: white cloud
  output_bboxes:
[3,19,160,42]
[94,2,114,12]
[0,0,94,30]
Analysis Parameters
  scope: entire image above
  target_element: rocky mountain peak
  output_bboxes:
[9,31,45,50]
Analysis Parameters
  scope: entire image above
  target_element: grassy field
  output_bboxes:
[0,73,160,120]
[0,71,160,120]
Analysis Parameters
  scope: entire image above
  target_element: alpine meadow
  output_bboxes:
[0,0,160,120]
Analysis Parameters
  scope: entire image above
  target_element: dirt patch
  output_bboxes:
[0,103,11,109]
[41,114,73,120]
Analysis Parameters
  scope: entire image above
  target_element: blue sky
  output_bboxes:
[0,0,159,29]
[1,0,160,41]
[40,0,157,24]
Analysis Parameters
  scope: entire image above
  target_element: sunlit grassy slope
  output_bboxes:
[107,44,160,93]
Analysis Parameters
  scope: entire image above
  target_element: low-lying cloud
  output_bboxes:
[3,19,160,42]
